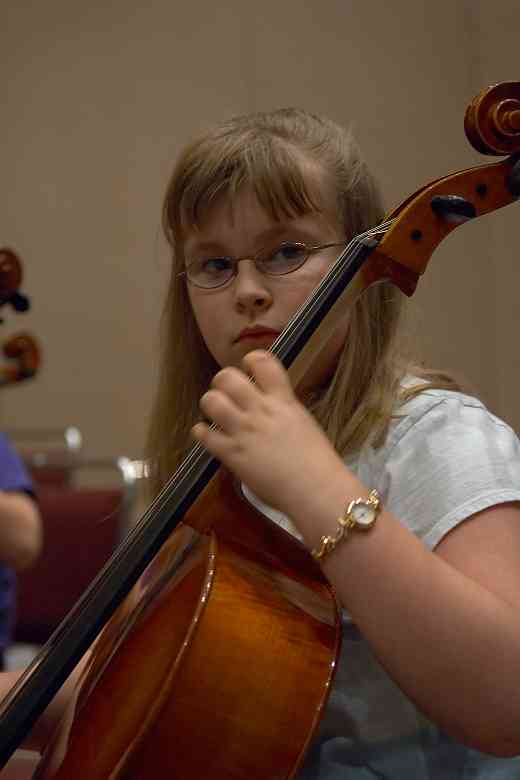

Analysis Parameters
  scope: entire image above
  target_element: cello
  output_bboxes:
[0,81,519,777]
[0,248,40,386]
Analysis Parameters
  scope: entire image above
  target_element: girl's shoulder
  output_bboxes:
[388,378,517,452]
[352,380,520,549]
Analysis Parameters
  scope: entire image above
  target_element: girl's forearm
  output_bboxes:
[287,468,520,757]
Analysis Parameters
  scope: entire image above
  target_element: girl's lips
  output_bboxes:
[236,331,280,343]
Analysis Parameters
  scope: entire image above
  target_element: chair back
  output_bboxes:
[14,455,140,645]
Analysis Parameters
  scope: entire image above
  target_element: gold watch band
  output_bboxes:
[311,489,381,562]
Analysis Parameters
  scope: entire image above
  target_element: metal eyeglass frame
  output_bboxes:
[177,241,347,289]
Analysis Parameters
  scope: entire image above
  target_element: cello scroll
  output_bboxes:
[0,333,40,387]
[0,248,30,319]
[0,247,40,386]
[464,81,520,156]
[365,81,520,291]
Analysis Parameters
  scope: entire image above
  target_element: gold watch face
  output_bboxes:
[351,502,377,529]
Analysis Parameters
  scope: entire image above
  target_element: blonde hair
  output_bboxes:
[146,108,459,497]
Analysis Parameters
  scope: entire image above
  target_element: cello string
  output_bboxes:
[112,218,396,559]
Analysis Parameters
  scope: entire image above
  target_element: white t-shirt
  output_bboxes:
[244,387,520,778]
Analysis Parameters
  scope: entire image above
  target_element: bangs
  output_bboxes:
[168,131,324,241]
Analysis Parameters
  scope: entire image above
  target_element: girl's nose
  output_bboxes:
[232,259,273,313]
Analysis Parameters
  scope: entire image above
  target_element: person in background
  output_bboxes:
[0,433,42,669]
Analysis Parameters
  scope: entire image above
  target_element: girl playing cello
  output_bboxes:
[4,107,520,777]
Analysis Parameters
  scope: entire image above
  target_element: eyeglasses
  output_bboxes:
[178,241,347,290]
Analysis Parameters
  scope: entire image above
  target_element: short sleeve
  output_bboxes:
[376,391,520,549]
[0,434,34,495]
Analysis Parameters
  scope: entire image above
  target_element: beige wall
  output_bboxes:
[470,4,520,432]
[1,0,519,460]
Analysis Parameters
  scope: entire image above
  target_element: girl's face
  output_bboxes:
[183,186,348,389]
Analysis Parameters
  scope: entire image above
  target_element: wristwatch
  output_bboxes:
[311,489,381,561]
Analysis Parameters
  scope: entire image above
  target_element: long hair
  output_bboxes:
[145,108,459,497]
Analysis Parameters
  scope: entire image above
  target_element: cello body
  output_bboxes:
[35,471,340,778]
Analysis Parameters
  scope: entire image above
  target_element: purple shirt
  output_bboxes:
[0,434,34,650]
